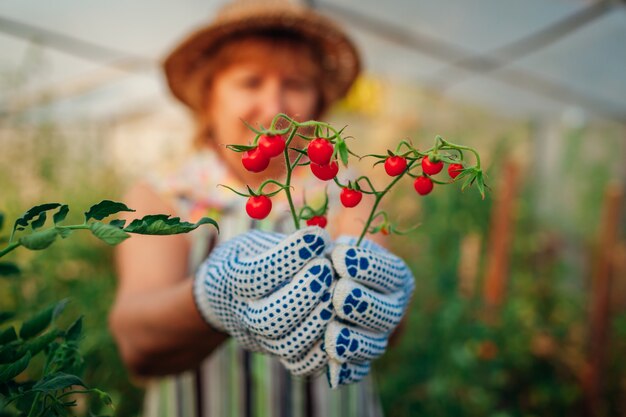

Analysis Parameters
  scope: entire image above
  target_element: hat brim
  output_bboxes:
[163,4,360,113]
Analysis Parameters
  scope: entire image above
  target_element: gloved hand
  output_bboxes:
[324,237,415,387]
[193,227,335,368]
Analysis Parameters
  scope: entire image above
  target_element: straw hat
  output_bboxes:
[163,0,361,113]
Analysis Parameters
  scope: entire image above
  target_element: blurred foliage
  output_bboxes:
[374,127,626,417]
[0,122,144,416]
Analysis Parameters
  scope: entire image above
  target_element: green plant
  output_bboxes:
[0,202,217,416]
[224,114,487,244]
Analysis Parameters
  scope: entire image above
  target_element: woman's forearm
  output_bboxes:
[109,278,228,377]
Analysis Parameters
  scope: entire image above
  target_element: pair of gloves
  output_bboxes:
[193,227,415,388]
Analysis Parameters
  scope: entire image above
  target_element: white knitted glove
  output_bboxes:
[325,237,415,387]
[193,227,335,366]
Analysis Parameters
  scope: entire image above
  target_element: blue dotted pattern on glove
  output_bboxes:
[194,227,333,359]
[324,237,415,388]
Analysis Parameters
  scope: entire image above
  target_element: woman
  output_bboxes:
[109,1,408,416]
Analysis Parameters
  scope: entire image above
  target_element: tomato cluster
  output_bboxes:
[307,138,339,181]
[241,134,286,173]
[226,114,484,241]
[381,154,464,197]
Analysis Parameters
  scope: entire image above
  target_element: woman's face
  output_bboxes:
[205,43,320,183]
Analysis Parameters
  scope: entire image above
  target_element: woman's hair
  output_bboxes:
[192,29,325,149]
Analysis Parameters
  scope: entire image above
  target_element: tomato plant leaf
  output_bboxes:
[0,213,4,231]
[0,351,31,383]
[12,203,61,234]
[53,205,69,225]
[476,171,486,199]
[0,262,20,277]
[124,215,218,235]
[25,330,62,357]
[56,227,72,239]
[19,229,58,251]
[31,212,47,230]
[89,222,130,245]
[33,372,86,392]
[0,312,15,325]
[85,200,135,222]
[19,306,54,340]
[19,300,66,340]
[109,219,126,229]
[65,316,83,341]
[225,144,256,152]
[0,327,17,344]
[337,141,349,166]
[93,388,114,407]
[0,341,24,364]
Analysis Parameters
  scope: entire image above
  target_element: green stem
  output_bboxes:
[0,241,20,258]
[356,160,416,245]
[439,139,481,169]
[283,127,300,229]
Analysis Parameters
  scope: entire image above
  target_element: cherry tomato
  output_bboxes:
[306,215,328,228]
[340,188,363,208]
[310,161,339,181]
[448,163,464,179]
[246,195,272,219]
[422,156,443,175]
[384,156,407,177]
[242,147,270,173]
[307,138,334,165]
[257,134,285,158]
[413,176,434,195]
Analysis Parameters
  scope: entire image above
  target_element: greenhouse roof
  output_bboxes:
[0,0,624,123]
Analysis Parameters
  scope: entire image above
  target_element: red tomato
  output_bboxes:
[258,134,285,158]
[422,156,443,175]
[242,147,270,173]
[245,195,272,219]
[306,215,328,228]
[307,138,334,165]
[340,188,363,208]
[448,163,464,179]
[384,156,407,177]
[413,176,434,195]
[310,161,339,181]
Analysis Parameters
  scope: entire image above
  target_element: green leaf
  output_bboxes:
[0,327,17,344]
[0,351,31,383]
[337,141,349,166]
[18,228,58,250]
[89,222,130,245]
[25,330,61,357]
[109,219,126,229]
[0,213,4,231]
[53,205,69,225]
[33,372,86,392]
[124,215,218,235]
[19,300,66,340]
[461,172,475,192]
[65,316,83,341]
[84,200,135,222]
[13,203,61,233]
[56,227,72,239]
[94,388,114,407]
[0,312,15,325]
[0,341,24,364]
[475,171,486,199]
[30,212,47,230]
[0,263,20,277]
[225,144,256,152]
